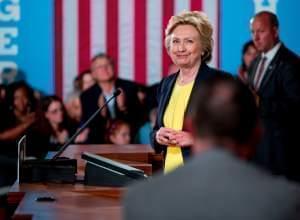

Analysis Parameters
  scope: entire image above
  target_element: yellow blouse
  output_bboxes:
[163,80,195,173]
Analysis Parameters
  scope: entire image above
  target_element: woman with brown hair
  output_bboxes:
[152,11,229,173]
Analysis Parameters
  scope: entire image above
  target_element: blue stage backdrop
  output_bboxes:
[0,0,299,96]
[221,0,300,74]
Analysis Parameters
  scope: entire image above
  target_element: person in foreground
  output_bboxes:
[151,10,227,173]
[123,75,300,220]
[248,11,300,181]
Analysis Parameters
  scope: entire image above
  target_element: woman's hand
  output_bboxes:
[57,129,68,144]
[155,127,177,146]
[74,128,89,143]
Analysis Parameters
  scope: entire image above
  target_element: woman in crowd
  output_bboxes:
[0,81,37,185]
[0,81,36,149]
[65,70,95,123]
[135,107,157,145]
[151,11,229,173]
[238,40,258,84]
[28,95,77,157]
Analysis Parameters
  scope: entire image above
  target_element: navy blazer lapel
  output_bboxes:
[157,73,178,127]
[249,56,261,89]
[259,45,283,92]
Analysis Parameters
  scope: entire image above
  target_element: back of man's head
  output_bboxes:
[190,75,259,155]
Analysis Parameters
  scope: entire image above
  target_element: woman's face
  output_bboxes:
[110,124,131,145]
[82,73,95,91]
[45,101,64,125]
[14,87,30,114]
[243,45,258,69]
[168,24,203,69]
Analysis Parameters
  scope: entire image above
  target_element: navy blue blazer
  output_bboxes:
[151,63,227,158]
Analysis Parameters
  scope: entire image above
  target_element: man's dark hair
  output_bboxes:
[255,11,279,28]
[91,53,114,66]
[191,75,258,145]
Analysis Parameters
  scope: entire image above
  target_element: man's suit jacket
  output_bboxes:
[123,149,300,220]
[151,63,227,158]
[80,78,141,143]
[248,44,300,180]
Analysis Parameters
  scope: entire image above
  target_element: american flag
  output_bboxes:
[54,0,219,99]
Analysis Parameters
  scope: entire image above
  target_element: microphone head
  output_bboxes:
[114,89,122,97]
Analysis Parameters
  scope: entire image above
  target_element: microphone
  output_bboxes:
[51,88,122,160]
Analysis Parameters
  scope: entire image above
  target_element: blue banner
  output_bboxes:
[0,0,54,94]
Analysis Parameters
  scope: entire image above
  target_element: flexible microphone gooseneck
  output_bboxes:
[52,89,122,160]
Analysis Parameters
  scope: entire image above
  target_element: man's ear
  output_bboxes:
[273,26,279,40]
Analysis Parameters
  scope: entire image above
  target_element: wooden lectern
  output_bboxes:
[8,144,161,220]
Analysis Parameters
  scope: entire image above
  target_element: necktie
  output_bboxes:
[254,56,267,91]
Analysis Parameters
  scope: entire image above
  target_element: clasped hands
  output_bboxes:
[156,127,193,147]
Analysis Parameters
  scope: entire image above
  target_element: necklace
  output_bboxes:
[178,72,197,84]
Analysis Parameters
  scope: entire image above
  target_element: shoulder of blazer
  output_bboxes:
[80,84,101,101]
[277,44,299,64]
[194,63,231,85]
[116,78,138,88]
[157,73,178,97]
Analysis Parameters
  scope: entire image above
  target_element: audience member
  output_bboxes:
[77,70,95,92]
[135,107,157,145]
[238,40,258,84]
[151,11,227,173]
[65,70,95,123]
[27,95,77,158]
[80,53,141,143]
[0,81,36,149]
[123,74,300,220]
[105,119,131,145]
[0,81,37,186]
[248,11,300,181]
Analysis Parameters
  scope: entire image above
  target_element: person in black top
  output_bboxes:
[80,53,142,143]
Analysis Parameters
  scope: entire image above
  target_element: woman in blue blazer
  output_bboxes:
[151,11,228,172]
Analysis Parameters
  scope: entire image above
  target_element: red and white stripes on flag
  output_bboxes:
[55,0,219,99]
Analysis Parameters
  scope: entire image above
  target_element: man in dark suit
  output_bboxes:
[248,11,300,181]
[123,75,300,220]
[80,53,142,143]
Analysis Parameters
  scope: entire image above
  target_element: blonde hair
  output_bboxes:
[165,11,213,63]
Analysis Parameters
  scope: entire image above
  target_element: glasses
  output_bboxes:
[91,63,112,72]
[48,107,63,114]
